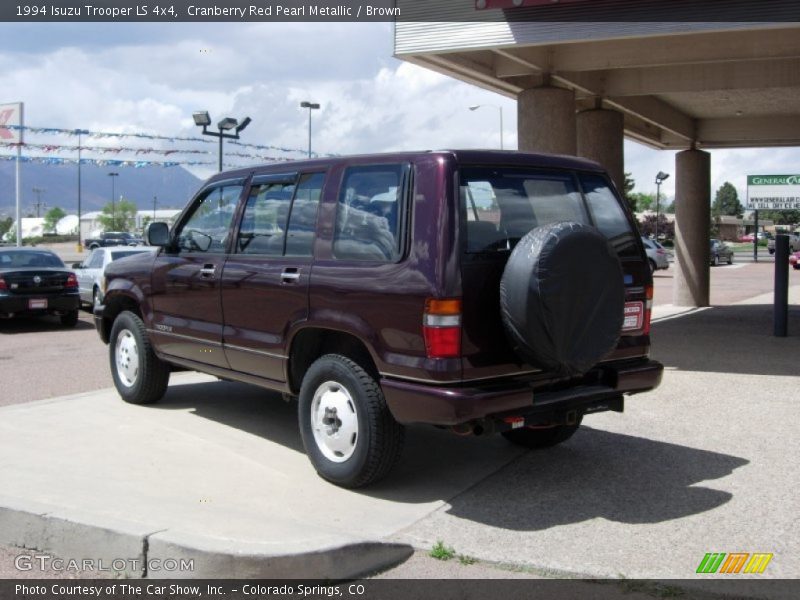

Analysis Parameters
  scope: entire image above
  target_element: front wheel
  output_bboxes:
[502,416,583,449]
[109,310,170,405]
[298,354,404,488]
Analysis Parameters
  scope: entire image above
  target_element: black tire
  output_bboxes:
[502,416,583,449]
[713,254,720,266]
[298,354,404,488]
[60,310,79,327]
[727,253,733,265]
[648,259,656,274]
[109,310,170,405]
[499,222,625,378]
[768,249,775,255]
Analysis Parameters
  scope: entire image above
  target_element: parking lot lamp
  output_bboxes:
[193,111,251,172]
[469,104,504,150]
[300,101,320,158]
[655,171,670,239]
[108,172,119,230]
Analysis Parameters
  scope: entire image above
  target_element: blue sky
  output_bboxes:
[2,21,799,204]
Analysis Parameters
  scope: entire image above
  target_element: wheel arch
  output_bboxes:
[286,327,379,395]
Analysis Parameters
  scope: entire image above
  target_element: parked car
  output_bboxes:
[0,247,80,326]
[94,150,663,488]
[767,231,800,255]
[83,231,143,250]
[641,237,669,272]
[73,246,158,309]
[790,251,800,270]
[710,239,734,266]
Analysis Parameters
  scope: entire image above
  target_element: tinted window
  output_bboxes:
[236,182,296,255]
[460,167,638,258]
[110,250,147,262]
[285,173,324,257]
[333,164,405,261]
[176,183,244,254]
[0,251,64,268]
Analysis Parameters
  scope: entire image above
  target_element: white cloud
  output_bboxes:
[1,21,799,199]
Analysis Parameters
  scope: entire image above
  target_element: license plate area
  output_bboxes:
[28,298,48,310]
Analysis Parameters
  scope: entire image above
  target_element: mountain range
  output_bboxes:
[0,161,203,218]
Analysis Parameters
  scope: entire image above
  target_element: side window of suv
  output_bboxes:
[333,164,406,261]
[236,172,324,256]
[176,183,244,253]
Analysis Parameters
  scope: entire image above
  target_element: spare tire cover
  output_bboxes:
[499,221,625,377]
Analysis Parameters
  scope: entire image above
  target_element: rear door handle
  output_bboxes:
[199,264,216,278]
[281,267,300,284]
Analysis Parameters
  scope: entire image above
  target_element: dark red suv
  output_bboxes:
[95,150,662,487]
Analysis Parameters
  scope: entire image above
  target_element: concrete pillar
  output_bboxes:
[673,148,711,307]
[518,87,576,155]
[577,108,625,192]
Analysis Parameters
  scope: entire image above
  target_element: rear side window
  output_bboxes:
[460,167,638,258]
[236,173,323,257]
[333,164,406,261]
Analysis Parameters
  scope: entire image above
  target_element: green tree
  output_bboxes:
[758,209,800,226]
[664,201,676,214]
[622,172,637,211]
[630,192,656,212]
[97,198,138,232]
[0,216,12,238]
[711,182,744,217]
[43,206,66,233]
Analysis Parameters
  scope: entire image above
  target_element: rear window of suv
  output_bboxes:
[459,167,639,258]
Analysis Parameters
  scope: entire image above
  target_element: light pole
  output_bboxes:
[32,187,46,217]
[300,101,320,158]
[75,128,89,251]
[108,172,119,230]
[469,104,504,150]
[655,171,670,240]
[193,111,252,172]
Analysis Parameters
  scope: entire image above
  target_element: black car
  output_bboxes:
[710,239,734,266]
[0,248,81,326]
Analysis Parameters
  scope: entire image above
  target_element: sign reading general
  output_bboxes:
[0,102,23,143]
[747,175,800,210]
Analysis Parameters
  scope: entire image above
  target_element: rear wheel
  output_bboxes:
[713,254,720,266]
[502,416,583,449]
[298,354,404,488]
[727,253,733,265]
[109,310,170,405]
[60,310,79,327]
[648,259,656,274]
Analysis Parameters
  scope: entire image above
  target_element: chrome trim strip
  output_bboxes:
[222,343,287,360]
[146,329,223,348]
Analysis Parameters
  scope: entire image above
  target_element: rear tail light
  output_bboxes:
[0,276,6,291]
[643,285,654,335]
[423,298,461,358]
[65,273,78,289]
[622,285,653,335]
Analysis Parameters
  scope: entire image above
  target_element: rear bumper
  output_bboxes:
[0,293,80,318]
[382,358,663,425]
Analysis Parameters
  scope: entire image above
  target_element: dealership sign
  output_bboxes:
[0,102,23,143]
[747,175,800,210]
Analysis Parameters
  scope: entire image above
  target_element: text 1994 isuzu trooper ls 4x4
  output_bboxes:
[95,150,663,487]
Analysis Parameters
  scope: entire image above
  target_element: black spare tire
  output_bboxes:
[500,221,625,378]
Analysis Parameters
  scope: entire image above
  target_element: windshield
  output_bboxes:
[460,167,639,258]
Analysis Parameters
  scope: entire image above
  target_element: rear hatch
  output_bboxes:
[458,164,651,382]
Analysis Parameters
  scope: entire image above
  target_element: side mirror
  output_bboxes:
[72,262,83,269]
[145,222,170,247]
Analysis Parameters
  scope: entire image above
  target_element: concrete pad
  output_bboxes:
[392,300,800,586]
[0,372,525,578]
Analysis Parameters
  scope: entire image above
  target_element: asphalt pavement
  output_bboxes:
[0,258,798,589]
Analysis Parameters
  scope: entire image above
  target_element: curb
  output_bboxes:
[0,496,413,579]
